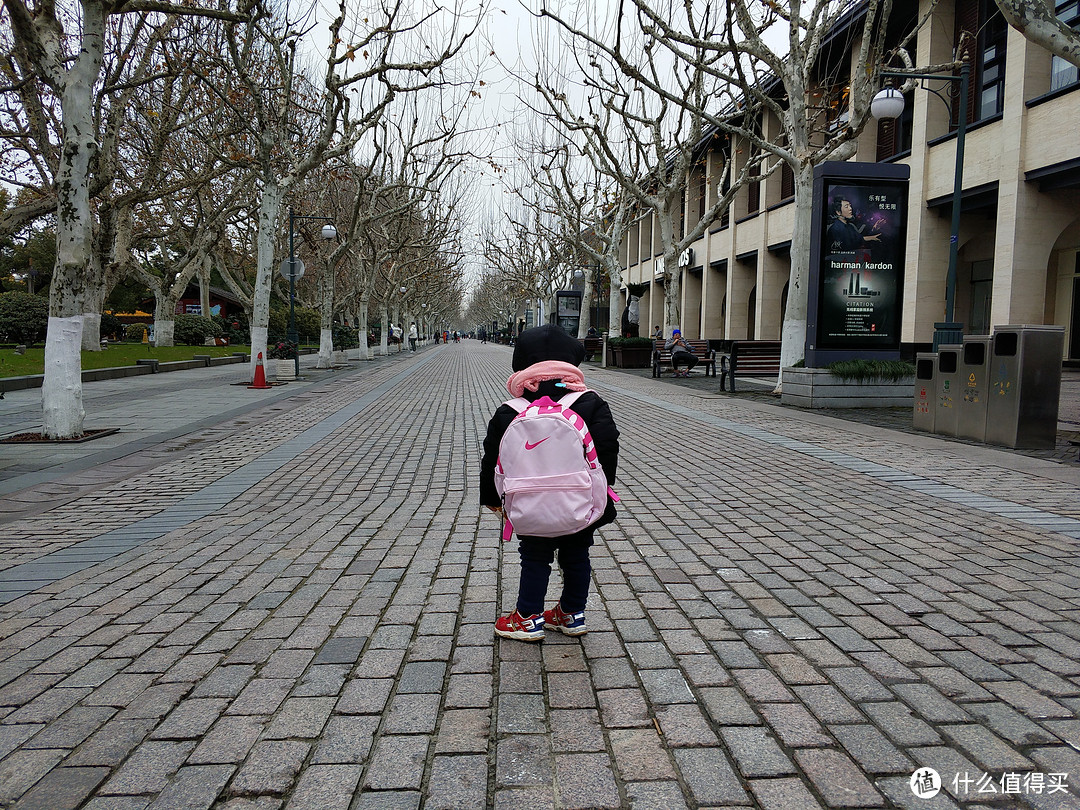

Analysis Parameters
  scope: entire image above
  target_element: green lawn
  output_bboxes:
[0,343,253,379]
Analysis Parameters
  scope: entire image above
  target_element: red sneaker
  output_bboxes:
[543,603,587,636]
[494,610,545,642]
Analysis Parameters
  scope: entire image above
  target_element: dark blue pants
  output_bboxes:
[515,529,594,616]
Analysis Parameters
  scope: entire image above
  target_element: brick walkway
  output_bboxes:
[0,342,1078,809]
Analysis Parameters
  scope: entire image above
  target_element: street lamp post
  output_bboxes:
[288,208,337,377]
[872,61,969,350]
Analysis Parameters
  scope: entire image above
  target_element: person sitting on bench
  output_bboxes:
[665,328,698,377]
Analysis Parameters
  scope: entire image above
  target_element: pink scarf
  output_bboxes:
[506,361,587,397]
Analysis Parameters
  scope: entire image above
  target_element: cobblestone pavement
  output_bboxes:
[0,342,1078,809]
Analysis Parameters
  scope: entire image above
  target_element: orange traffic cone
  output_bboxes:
[248,351,271,389]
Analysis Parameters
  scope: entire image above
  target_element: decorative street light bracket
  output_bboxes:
[872,62,970,350]
[287,208,337,377]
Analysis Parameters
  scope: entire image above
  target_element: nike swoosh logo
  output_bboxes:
[524,438,549,450]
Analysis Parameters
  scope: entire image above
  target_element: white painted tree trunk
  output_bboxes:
[82,312,102,351]
[357,306,371,360]
[779,165,816,374]
[154,297,175,347]
[250,183,283,381]
[155,316,176,348]
[318,327,333,368]
[42,316,86,439]
[607,259,623,339]
[42,3,106,438]
[379,304,389,356]
[578,277,593,337]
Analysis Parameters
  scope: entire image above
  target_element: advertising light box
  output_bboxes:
[805,161,910,367]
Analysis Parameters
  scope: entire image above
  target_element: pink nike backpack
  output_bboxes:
[495,391,616,539]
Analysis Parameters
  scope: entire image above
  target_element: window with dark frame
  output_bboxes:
[954,0,1009,124]
[1051,0,1080,91]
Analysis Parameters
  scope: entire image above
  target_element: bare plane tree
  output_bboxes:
[2,0,250,438]
[994,0,1080,68]
[531,2,760,338]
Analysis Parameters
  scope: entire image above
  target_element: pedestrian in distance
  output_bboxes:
[408,322,418,352]
[480,324,620,641]
[665,328,698,377]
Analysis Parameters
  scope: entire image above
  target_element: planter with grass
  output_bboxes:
[781,359,916,408]
[608,337,653,368]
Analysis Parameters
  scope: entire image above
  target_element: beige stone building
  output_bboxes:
[619,0,1080,362]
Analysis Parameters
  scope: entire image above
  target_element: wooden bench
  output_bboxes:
[578,337,603,361]
[652,339,716,378]
[719,340,782,391]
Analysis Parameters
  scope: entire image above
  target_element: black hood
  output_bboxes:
[511,324,586,371]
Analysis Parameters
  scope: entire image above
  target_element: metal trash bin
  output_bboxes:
[934,345,962,437]
[957,336,991,441]
[985,325,1065,449]
[913,352,937,433]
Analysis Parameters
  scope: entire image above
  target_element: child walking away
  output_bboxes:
[480,325,620,642]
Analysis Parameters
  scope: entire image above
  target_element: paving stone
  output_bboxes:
[638,668,695,704]
[497,693,546,734]
[826,666,893,702]
[623,780,690,810]
[587,658,638,689]
[759,702,832,748]
[445,673,492,708]
[433,709,491,755]
[699,686,761,726]
[829,725,913,775]
[396,661,446,694]
[498,660,543,694]
[151,699,228,741]
[795,749,885,807]
[363,736,428,790]
[9,765,110,810]
[310,715,379,764]
[610,727,677,781]
[190,666,256,699]
[100,740,196,795]
[356,648,406,679]
[188,716,264,765]
[938,724,1035,771]
[749,777,826,810]
[550,708,606,752]
[336,679,393,714]
[671,748,750,806]
[66,718,156,767]
[720,726,796,778]
[229,740,310,797]
[766,653,827,686]
[23,705,115,750]
[0,748,67,805]
[495,735,551,788]
[492,787,555,810]
[862,701,942,746]
[986,681,1074,719]
[284,764,361,810]
[383,692,441,735]
[654,703,719,746]
[424,755,488,810]
[145,763,233,810]
[290,664,349,698]
[597,688,650,728]
[554,753,621,809]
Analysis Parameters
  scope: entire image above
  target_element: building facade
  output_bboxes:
[619,0,1080,361]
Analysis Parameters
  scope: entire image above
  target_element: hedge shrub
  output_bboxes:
[0,291,48,344]
[174,314,223,345]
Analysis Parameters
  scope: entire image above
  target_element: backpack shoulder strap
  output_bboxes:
[556,389,591,409]
[503,397,531,413]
